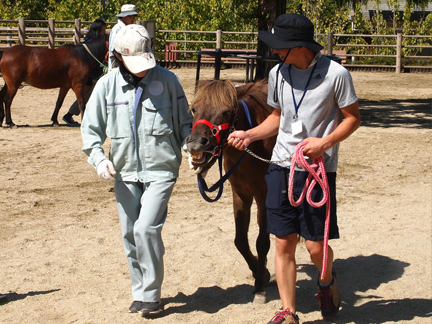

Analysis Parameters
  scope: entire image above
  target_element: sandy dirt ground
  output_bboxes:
[0,68,431,324]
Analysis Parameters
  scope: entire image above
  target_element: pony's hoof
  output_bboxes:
[253,291,267,304]
[52,122,59,127]
[10,124,17,129]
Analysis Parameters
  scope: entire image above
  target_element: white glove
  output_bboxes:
[96,160,116,181]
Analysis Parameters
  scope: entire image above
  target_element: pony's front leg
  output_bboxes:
[253,192,271,304]
[71,83,86,120]
[79,98,85,119]
[232,191,262,295]
[51,87,69,126]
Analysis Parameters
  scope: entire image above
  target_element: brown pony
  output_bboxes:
[0,35,107,128]
[186,80,276,302]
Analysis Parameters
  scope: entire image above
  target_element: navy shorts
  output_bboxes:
[265,164,339,241]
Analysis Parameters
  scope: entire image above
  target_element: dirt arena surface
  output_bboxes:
[0,68,431,324]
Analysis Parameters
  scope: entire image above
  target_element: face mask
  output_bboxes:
[119,61,142,87]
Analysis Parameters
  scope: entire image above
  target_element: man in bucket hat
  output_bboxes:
[108,4,140,71]
[81,24,192,317]
[228,13,360,324]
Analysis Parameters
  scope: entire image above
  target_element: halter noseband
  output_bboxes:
[191,119,231,145]
[191,103,239,156]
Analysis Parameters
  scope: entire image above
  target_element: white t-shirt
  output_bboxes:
[267,55,358,172]
[108,19,126,72]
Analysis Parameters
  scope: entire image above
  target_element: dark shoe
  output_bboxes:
[267,308,299,324]
[62,114,79,126]
[140,301,163,317]
[128,300,144,313]
[316,269,341,320]
[0,294,8,304]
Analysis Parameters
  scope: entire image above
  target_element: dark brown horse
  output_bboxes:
[0,35,107,128]
[186,80,276,303]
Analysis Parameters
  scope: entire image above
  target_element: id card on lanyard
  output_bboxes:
[288,62,317,136]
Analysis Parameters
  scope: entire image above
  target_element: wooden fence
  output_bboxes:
[160,29,432,73]
[0,18,431,73]
[0,18,155,48]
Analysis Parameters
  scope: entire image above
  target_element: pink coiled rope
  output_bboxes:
[288,141,330,281]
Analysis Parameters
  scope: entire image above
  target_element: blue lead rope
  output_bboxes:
[197,99,252,202]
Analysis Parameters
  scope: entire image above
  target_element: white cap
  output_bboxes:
[114,24,156,74]
[116,4,139,17]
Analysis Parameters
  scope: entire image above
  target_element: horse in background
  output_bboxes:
[186,80,276,303]
[0,34,107,128]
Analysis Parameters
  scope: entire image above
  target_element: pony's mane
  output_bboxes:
[70,35,107,66]
[192,80,238,111]
[192,79,273,115]
[237,79,273,115]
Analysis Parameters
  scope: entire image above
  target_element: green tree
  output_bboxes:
[255,0,286,79]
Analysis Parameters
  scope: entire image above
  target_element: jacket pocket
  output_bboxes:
[106,101,133,138]
[142,98,173,135]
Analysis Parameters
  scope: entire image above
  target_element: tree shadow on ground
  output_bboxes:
[158,254,431,323]
[359,98,431,129]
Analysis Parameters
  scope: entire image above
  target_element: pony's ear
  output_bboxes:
[235,82,252,97]
[197,80,209,89]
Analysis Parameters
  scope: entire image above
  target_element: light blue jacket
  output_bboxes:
[81,66,192,182]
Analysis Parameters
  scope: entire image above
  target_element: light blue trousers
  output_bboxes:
[114,179,176,302]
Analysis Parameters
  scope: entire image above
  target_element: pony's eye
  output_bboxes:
[190,107,196,116]
[222,110,231,117]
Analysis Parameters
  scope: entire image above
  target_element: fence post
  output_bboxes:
[327,32,333,55]
[396,32,402,73]
[7,26,12,47]
[74,19,81,45]
[48,18,55,49]
[18,17,25,45]
[216,29,222,49]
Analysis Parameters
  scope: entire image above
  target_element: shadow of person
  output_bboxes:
[1,289,60,304]
[294,254,431,323]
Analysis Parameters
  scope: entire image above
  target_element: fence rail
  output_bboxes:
[0,18,431,73]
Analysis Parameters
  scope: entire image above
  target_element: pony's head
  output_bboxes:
[186,80,240,175]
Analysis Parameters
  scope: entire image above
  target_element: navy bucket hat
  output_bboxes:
[259,13,323,52]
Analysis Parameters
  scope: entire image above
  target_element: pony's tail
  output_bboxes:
[0,50,3,73]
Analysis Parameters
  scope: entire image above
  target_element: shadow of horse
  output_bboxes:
[159,284,280,316]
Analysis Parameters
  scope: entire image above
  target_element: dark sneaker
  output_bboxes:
[129,300,144,313]
[0,294,8,304]
[140,301,164,317]
[267,308,299,324]
[316,269,341,320]
[62,114,79,126]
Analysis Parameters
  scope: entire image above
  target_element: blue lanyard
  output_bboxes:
[287,62,317,119]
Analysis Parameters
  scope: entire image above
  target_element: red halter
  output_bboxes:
[191,119,231,146]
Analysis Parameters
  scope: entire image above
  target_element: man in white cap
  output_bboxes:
[81,24,193,317]
[108,4,139,71]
